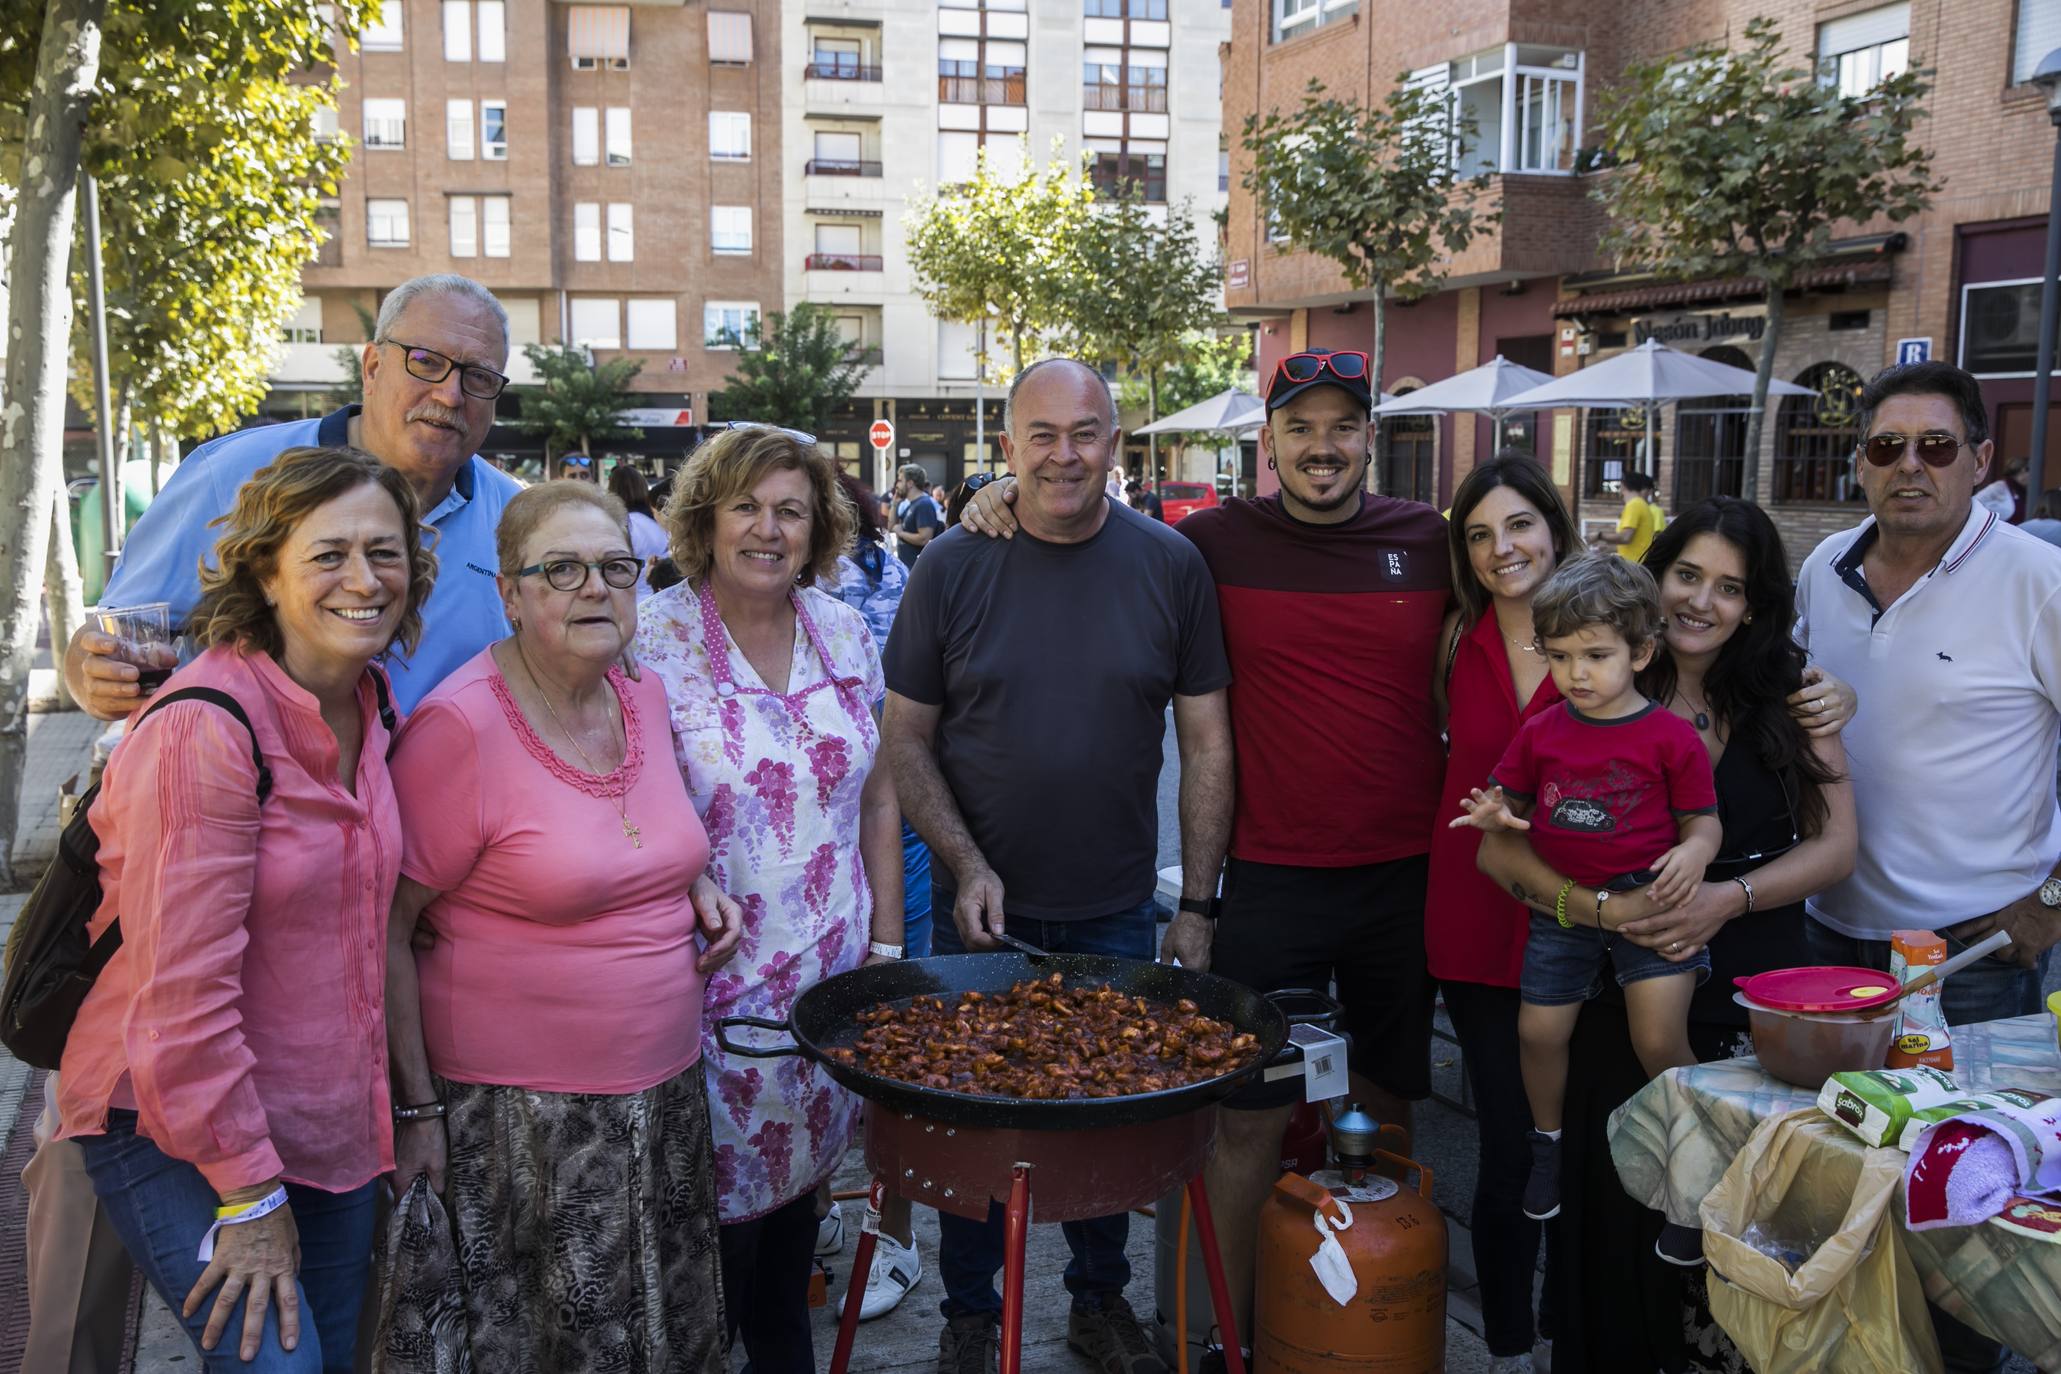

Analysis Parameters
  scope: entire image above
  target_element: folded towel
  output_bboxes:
[1905,1097,2061,1232]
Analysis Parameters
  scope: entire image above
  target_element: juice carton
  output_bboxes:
[1887,929,1953,1070]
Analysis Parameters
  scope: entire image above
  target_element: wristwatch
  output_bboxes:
[1177,897,1221,921]
[2039,877,2061,909]
[868,941,904,960]
[1592,887,1610,927]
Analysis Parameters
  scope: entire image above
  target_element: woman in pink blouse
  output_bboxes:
[382,481,742,1371]
[58,447,435,1372]
[635,426,904,1374]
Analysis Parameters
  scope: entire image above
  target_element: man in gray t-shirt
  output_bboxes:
[883,358,1234,1374]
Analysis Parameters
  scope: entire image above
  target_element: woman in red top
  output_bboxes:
[1426,455,1582,1370]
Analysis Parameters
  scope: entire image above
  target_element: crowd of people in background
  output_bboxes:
[13,269,2061,1374]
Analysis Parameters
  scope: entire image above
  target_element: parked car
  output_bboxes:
[1154,481,1219,524]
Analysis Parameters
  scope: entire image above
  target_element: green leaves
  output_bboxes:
[509,344,645,458]
[708,303,871,433]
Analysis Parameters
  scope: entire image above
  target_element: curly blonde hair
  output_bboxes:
[661,427,854,588]
[193,446,436,659]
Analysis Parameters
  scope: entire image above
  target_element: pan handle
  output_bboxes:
[714,1014,804,1059]
[1266,987,1344,1027]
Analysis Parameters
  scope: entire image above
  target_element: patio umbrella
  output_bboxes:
[1497,339,1815,475]
[1129,388,1264,436]
[1369,355,1557,423]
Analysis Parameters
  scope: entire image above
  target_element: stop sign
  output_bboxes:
[869,419,895,450]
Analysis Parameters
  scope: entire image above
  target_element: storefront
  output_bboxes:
[1956,216,2059,477]
[817,396,1005,496]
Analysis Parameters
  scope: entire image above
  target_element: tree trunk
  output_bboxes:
[1369,284,1388,497]
[151,420,175,493]
[1742,280,1786,505]
[1146,370,1161,483]
[43,486,85,712]
[0,0,106,888]
[1010,320,1025,377]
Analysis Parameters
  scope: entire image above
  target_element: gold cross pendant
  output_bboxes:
[623,818,643,848]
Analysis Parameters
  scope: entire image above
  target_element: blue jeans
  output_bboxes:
[929,898,1158,1318]
[902,820,934,959]
[78,1111,377,1373]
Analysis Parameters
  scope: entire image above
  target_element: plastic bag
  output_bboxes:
[1701,1109,1942,1374]
[370,1175,471,1374]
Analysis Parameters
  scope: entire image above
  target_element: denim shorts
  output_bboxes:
[1520,911,1711,1007]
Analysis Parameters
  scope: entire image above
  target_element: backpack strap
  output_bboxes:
[367,664,398,757]
[135,687,271,802]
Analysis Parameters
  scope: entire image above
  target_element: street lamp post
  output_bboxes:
[2024,49,2061,501]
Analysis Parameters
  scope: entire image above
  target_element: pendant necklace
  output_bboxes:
[1678,687,1712,733]
[518,642,641,848]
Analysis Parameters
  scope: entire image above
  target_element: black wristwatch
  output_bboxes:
[1177,897,1221,921]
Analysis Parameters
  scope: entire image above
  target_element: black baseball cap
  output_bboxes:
[1265,348,1374,416]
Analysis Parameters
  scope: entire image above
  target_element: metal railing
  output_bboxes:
[805,158,883,176]
[805,252,883,271]
[806,61,881,80]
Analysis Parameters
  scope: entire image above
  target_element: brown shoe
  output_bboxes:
[1066,1296,1168,1374]
[940,1313,1000,1374]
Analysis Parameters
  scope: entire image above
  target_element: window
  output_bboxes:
[938,129,980,183]
[569,5,631,67]
[569,297,621,350]
[449,196,478,256]
[810,35,873,79]
[608,203,634,261]
[1380,406,1436,504]
[1083,0,1165,15]
[1218,141,1230,193]
[443,2,471,60]
[2017,0,2061,84]
[1581,406,1648,498]
[1775,363,1867,503]
[1090,147,1166,202]
[1818,4,1909,97]
[939,37,1024,104]
[1442,44,1582,175]
[1960,279,2050,375]
[574,203,602,262]
[281,297,323,344]
[361,0,403,50]
[1271,0,1354,44]
[708,10,752,65]
[812,129,864,173]
[314,105,339,141]
[367,198,410,247]
[363,97,406,149]
[627,299,677,351]
[705,301,760,348]
[446,99,474,158]
[1672,347,1753,505]
[712,206,752,255]
[477,1,504,61]
[1082,53,1164,110]
[605,107,632,166]
[711,111,752,161]
[480,100,507,160]
[482,195,510,257]
[572,107,599,166]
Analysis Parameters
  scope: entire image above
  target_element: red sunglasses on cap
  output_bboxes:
[1268,350,1370,398]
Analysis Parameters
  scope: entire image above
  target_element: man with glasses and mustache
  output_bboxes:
[958,348,1451,1368]
[1793,360,2061,1371]
[64,273,521,718]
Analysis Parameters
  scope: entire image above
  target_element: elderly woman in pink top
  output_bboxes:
[58,447,434,1372]
[382,481,742,1371]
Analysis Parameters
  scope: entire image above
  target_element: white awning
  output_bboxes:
[567,5,629,60]
[708,11,753,64]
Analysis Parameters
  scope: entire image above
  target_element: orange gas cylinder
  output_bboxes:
[1252,1152,1446,1374]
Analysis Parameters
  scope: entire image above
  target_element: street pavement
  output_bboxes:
[0,702,2049,1370]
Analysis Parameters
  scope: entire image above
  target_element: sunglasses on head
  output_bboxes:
[1857,432,1969,467]
[1269,350,1370,396]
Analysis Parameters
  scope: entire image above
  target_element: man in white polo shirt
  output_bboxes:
[1795,361,2061,1027]
[1795,360,2061,1374]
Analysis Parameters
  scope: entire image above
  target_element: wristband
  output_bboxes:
[198,1185,288,1262]
[1553,878,1577,930]
[1734,875,1756,914]
[393,1100,446,1122]
[868,941,904,960]
[1177,897,1220,921]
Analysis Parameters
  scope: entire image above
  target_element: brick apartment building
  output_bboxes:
[267,0,785,466]
[1223,0,2061,561]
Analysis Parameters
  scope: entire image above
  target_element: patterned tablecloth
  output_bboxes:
[1609,1013,2061,1370]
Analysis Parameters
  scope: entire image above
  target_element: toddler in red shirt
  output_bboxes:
[1451,554,1719,1261]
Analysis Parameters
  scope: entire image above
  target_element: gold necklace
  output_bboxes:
[514,640,640,848]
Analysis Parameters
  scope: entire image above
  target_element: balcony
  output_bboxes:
[806,61,880,81]
[805,158,882,177]
[806,252,882,271]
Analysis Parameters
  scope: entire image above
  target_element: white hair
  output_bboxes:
[373,274,510,361]
[1004,358,1117,436]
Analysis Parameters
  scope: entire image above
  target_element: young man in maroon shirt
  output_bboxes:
[962,349,1452,1358]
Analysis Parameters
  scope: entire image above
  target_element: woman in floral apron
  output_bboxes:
[637,426,905,1374]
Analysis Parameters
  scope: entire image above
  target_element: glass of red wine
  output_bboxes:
[91,602,180,691]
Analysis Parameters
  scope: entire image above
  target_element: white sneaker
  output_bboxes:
[851,1232,922,1321]
[816,1201,845,1256]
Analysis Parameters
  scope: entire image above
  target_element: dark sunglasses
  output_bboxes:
[518,557,641,592]
[1857,432,1969,467]
[383,339,510,401]
[1269,350,1370,396]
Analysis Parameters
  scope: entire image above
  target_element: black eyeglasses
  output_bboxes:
[517,557,641,592]
[1857,432,1968,467]
[382,340,510,400]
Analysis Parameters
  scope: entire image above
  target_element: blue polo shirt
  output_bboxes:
[103,406,520,711]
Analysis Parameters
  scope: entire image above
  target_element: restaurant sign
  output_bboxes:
[1634,311,1766,346]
